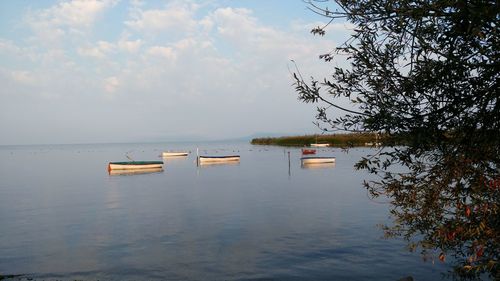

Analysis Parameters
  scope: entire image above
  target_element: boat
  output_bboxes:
[108,161,163,171]
[310,143,330,147]
[109,168,164,175]
[197,155,240,164]
[162,151,188,157]
[302,149,316,155]
[300,156,336,164]
[310,135,330,147]
[365,133,381,147]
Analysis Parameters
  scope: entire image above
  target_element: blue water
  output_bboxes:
[0,142,448,280]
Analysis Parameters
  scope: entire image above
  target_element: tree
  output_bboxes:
[294,0,499,279]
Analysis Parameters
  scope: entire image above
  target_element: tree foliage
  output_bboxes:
[294,0,499,279]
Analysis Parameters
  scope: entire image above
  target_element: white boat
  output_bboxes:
[108,161,163,171]
[162,151,188,157]
[300,156,336,164]
[310,143,330,147]
[197,155,240,163]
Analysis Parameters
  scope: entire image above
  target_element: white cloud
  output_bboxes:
[25,0,118,45]
[1,0,349,144]
[125,1,198,33]
[147,46,176,60]
[33,0,117,28]
[212,7,258,42]
[78,41,114,58]
[118,38,143,53]
[0,39,21,54]
[292,20,355,33]
[173,38,197,51]
[116,2,339,107]
[199,16,214,32]
[209,7,309,57]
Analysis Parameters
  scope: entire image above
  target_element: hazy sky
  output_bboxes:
[0,0,352,145]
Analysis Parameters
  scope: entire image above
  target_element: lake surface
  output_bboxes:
[0,142,449,280]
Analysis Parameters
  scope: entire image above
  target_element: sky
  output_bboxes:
[0,0,352,145]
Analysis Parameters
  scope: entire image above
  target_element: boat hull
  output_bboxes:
[310,143,330,147]
[109,168,164,175]
[108,161,164,171]
[162,152,188,157]
[302,149,316,155]
[300,157,336,164]
[198,155,240,163]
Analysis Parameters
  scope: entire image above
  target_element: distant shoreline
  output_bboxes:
[250,133,382,147]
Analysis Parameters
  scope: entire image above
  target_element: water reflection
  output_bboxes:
[0,143,450,280]
[197,161,240,167]
[301,162,336,169]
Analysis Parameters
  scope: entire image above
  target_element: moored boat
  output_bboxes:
[109,167,164,175]
[108,161,164,171]
[302,149,316,155]
[197,155,240,164]
[300,156,336,164]
[310,143,330,147]
[162,151,189,157]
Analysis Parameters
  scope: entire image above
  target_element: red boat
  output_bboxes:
[302,149,316,155]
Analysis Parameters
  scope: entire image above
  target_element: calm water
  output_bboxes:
[0,142,448,280]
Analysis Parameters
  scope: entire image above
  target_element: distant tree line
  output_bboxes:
[251,133,384,147]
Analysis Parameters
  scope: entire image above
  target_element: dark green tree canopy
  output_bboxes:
[294,0,499,279]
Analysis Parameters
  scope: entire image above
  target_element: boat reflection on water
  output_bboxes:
[108,168,164,176]
[198,161,240,167]
[301,162,336,169]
